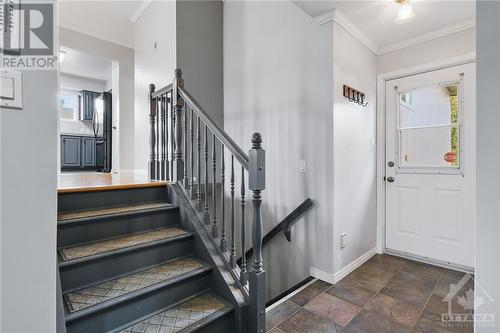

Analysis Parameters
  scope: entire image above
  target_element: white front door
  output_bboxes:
[385,63,475,269]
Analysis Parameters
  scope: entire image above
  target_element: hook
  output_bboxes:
[360,93,368,107]
[347,88,354,102]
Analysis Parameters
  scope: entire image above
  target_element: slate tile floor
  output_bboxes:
[266,254,474,333]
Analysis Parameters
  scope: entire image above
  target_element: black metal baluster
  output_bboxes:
[229,155,236,268]
[165,95,170,181]
[220,145,227,252]
[204,125,209,222]
[212,134,218,237]
[240,167,247,285]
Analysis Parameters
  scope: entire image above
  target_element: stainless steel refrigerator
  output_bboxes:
[92,91,112,173]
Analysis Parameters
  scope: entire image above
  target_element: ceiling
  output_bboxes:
[60,47,113,81]
[58,1,151,48]
[292,1,476,54]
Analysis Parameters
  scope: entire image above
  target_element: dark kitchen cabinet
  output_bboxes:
[61,135,96,170]
[81,90,100,121]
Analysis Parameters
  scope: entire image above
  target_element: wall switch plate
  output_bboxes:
[298,160,307,173]
[340,233,347,249]
[0,69,22,109]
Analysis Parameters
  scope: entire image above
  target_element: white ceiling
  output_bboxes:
[58,1,151,48]
[60,47,113,81]
[292,1,476,54]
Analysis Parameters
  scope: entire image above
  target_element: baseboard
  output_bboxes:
[310,247,377,284]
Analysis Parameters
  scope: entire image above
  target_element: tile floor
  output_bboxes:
[266,254,474,333]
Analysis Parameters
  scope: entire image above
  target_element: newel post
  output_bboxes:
[248,133,266,333]
[148,83,157,180]
[172,69,185,182]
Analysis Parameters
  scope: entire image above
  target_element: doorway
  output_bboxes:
[384,63,476,270]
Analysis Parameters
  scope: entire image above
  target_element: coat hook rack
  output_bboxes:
[343,85,368,107]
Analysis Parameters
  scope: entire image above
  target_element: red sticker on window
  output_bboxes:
[444,152,457,163]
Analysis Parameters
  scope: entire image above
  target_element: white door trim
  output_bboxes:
[376,53,476,256]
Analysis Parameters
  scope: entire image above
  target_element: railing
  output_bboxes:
[239,198,313,265]
[148,69,266,333]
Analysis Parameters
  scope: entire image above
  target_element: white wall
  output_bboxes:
[60,27,135,171]
[332,22,377,274]
[1,3,57,332]
[377,28,476,74]
[59,73,108,135]
[134,1,177,173]
[224,0,334,299]
[476,2,500,331]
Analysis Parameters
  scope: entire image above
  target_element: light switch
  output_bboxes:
[0,70,22,109]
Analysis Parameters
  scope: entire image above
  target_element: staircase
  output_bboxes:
[57,68,266,333]
[57,184,246,333]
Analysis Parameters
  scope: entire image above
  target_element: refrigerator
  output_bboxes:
[92,91,112,173]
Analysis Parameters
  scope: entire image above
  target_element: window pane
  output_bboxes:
[60,94,77,120]
[400,84,458,128]
[399,125,459,168]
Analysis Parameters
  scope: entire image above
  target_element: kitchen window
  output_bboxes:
[60,90,81,121]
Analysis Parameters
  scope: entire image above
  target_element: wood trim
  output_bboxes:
[58,181,168,194]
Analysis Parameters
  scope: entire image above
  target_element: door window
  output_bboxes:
[398,83,461,170]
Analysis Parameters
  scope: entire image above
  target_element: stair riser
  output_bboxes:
[60,237,193,293]
[57,209,180,248]
[66,272,211,333]
[58,186,169,212]
[181,309,234,333]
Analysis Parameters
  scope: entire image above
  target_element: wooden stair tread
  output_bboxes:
[59,227,189,262]
[58,181,168,194]
[64,258,207,314]
[117,293,229,333]
[58,202,176,222]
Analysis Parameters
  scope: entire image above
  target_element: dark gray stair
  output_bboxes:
[57,184,239,333]
[113,292,233,333]
[57,203,180,248]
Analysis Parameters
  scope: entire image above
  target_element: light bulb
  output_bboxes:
[396,0,415,24]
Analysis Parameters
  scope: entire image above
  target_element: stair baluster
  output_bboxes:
[173,69,184,182]
[204,125,209,222]
[170,94,175,181]
[220,145,227,252]
[240,167,247,285]
[165,95,170,181]
[160,96,167,181]
[212,134,218,238]
[148,84,156,180]
[190,107,195,198]
[229,155,236,268]
[184,105,188,187]
[197,117,202,208]
[155,98,160,180]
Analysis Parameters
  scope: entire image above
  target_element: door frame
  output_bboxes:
[376,53,476,269]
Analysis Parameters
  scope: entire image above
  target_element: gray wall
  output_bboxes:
[1,3,58,332]
[224,0,334,299]
[60,27,135,171]
[133,0,223,173]
[333,22,377,275]
[476,2,500,331]
[177,0,224,127]
[134,1,177,173]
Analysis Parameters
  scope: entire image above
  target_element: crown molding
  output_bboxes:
[314,9,476,56]
[377,19,476,55]
[130,0,153,23]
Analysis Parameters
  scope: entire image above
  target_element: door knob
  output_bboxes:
[386,176,395,183]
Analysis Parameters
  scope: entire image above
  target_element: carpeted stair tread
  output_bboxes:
[58,202,176,222]
[64,258,206,313]
[117,293,228,333]
[59,227,189,261]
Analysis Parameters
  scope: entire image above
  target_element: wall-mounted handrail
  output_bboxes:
[178,86,249,170]
[239,198,313,264]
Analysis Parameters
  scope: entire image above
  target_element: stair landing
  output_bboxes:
[58,171,166,193]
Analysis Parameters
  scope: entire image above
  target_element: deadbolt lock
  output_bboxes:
[386,176,395,183]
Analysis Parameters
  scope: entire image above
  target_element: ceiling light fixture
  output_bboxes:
[395,0,415,24]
